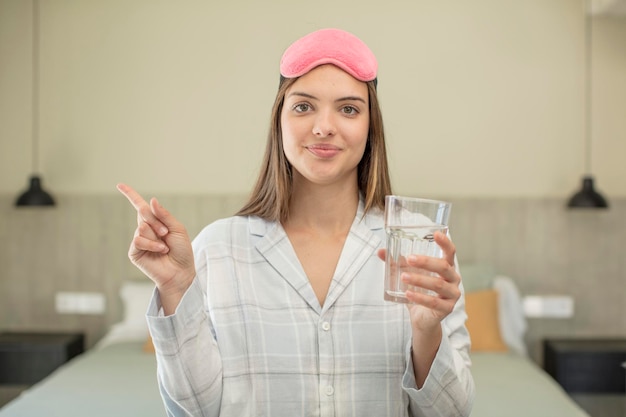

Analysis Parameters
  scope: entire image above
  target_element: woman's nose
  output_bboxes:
[312,111,336,137]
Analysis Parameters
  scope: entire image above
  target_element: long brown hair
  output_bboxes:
[236,78,392,222]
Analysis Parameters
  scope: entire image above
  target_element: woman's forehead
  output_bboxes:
[285,65,369,101]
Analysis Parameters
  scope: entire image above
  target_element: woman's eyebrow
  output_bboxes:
[286,92,366,104]
[287,91,318,100]
[335,96,367,104]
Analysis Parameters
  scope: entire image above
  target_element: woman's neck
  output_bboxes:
[285,179,359,235]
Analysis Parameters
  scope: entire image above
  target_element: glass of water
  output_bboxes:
[384,195,452,304]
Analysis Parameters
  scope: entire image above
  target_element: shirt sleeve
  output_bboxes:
[146,277,223,417]
[401,280,476,417]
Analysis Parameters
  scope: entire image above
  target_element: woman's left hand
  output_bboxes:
[379,231,462,387]
[377,231,461,332]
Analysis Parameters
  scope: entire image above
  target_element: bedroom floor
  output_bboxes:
[572,394,625,417]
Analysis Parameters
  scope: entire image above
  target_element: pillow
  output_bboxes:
[95,280,156,349]
[493,275,528,356]
[465,289,508,352]
[143,334,156,353]
[119,280,156,327]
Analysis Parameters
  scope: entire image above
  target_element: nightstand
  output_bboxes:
[543,338,626,393]
[0,331,84,385]
[543,338,626,417]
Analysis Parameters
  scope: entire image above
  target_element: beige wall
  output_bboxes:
[1,0,625,198]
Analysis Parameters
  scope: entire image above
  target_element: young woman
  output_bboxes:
[118,28,474,417]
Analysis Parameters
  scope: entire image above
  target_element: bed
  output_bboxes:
[0,274,592,417]
[0,341,162,417]
[470,352,590,416]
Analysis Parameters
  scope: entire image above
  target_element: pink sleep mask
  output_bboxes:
[280,28,378,83]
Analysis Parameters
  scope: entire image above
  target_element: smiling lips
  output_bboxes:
[306,144,342,158]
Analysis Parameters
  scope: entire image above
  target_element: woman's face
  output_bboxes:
[280,64,370,188]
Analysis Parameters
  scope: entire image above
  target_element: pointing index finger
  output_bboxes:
[116,183,148,211]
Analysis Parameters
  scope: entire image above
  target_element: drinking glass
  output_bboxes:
[384,195,452,303]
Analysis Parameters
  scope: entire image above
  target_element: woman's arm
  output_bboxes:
[118,183,223,416]
[148,278,223,417]
[378,232,475,417]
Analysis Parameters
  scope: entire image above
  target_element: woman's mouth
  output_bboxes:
[306,144,341,158]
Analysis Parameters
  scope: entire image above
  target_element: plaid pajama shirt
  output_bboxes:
[147,200,474,417]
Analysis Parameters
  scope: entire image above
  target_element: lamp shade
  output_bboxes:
[14,0,56,208]
[567,176,608,209]
[15,175,55,207]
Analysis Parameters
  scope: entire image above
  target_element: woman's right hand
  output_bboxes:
[117,183,195,315]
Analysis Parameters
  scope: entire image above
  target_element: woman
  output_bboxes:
[118,28,474,417]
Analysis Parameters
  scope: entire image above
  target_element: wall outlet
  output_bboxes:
[523,295,574,318]
[55,292,106,315]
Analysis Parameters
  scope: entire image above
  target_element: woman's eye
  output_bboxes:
[293,103,311,113]
[341,106,359,115]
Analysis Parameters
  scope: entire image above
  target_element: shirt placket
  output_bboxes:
[317,313,335,417]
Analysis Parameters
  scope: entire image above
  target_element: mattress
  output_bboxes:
[0,343,592,416]
[470,351,591,417]
[0,341,163,417]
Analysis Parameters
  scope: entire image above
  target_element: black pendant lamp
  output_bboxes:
[567,0,608,209]
[16,0,55,207]
[567,176,608,208]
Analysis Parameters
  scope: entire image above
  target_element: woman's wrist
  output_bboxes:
[411,323,443,388]
[157,270,196,316]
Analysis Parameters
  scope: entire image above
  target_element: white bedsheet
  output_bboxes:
[0,341,163,417]
[470,351,591,417]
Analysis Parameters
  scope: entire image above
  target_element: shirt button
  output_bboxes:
[325,385,334,396]
[321,321,331,331]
